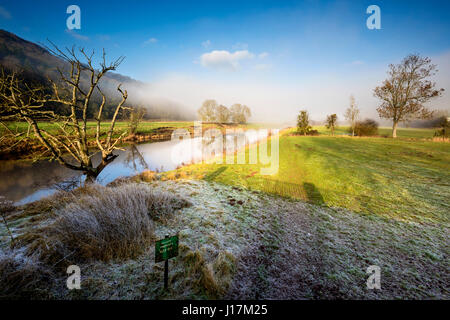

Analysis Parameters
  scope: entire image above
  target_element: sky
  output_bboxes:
[1,0,450,123]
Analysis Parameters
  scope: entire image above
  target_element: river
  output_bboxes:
[0,130,266,205]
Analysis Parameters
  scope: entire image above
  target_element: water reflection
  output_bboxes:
[0,130,269,205]
[0,139,186,204]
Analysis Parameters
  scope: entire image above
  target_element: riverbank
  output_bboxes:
[1,177,447,299]
[0,121,267,161]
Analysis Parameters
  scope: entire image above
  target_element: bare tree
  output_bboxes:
[344,95,360,136]
[325,114,337,136]
[0,44,129,182]
[374,54,444,138]
[198,99,218,122]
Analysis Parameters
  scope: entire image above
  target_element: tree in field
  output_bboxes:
[216,104,231,123]
[0,45,129,182]
[198,99,218,122]
[230,103,251,124]
[325,114,338,135]
[297,110,311,135]
[374,54,444,138]
[344,95,360,136]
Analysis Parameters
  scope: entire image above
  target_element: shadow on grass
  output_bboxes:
[245,178,326,206]
[204,166,228,181]
[303,182,325,205]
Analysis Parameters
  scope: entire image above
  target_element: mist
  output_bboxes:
[120,51,450,126]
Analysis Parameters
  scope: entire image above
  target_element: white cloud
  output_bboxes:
[143,37,158,45]
[200,50,255,71]
[65,29,89,41]
[202,40,211,49]
[0,6,11,20]
[351,60,364,65]
[258,52,269,59]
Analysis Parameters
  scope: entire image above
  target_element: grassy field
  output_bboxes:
[171,127,450,224]
[313,125,437,139]
[1,120,272,137]
[1,120,193,141]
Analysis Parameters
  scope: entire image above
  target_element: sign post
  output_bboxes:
[155,234,179,290]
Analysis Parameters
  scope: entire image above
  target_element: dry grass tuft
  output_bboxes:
[0,249,53,299]
[182,248,236,299]
[18,183,190,265]
[139,170,158,182]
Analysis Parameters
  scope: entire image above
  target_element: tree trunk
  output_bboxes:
[392,121,398,138]
[84,171,99,185]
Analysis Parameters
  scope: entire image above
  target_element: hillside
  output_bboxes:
[0,30,191,120]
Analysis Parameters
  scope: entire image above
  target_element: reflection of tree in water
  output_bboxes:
[124,144,149,172]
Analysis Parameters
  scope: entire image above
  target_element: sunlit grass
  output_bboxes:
[312,125,437,139]
[173,129,450,224]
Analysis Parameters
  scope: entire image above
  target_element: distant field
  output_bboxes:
[1,120,193,139]
[172,128,450,224]
[313,125,437,139]
[0,120,272,139]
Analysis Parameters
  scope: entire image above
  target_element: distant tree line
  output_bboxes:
[296,96,380,137]
[197,99,251,124]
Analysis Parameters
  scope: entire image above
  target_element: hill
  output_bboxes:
[0,29,191,120]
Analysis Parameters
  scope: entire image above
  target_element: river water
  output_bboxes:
[0,130,265,205]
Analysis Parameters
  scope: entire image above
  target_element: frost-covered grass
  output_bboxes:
[0,248,53,299]
[0,179,448,299]
[14,183,190,265]
[56,180,449,299]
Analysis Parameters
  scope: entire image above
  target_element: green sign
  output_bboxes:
[155,235,179,263]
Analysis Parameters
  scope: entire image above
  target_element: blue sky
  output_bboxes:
[1,0,449,121]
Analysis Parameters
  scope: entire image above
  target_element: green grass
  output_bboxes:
[173,129,450,224]
[313,125,437,139]
[1,120,193,140]
[1,120,270,141]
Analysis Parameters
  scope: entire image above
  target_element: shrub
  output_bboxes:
[353,119,379,136]
[19,183,190,265]
[434,116,449,138]
[306,129,319,136]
